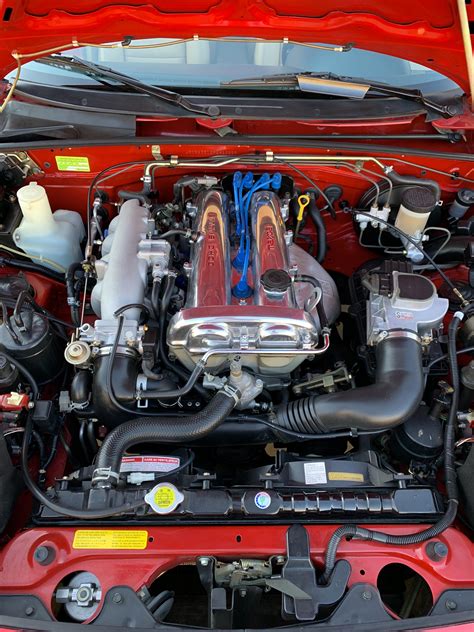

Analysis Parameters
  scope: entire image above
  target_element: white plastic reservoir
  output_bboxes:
[13,182,85,271]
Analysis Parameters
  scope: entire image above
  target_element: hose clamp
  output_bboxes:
[221,383,241,405]
[92,467,120,485]
[95,345,138,359]
[377,330,421,344]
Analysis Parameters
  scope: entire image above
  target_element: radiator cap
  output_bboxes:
[144,483,184,514]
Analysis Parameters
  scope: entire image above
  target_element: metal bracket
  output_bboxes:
[0,152,42,178]
[281,524,351,621]
[151,145,163,160]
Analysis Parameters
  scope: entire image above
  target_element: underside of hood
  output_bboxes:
[0,0,472,96]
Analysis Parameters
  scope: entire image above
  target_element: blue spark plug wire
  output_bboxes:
[232,171,282,298]
[233,172,254,270]
[232,171,243,237]
[232,235,253,298]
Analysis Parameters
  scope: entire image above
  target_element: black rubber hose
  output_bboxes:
[151,278,161,321]
[159,229,199,241]
[307,192,327,263]
[158,274,208,399]
[87,421,98,456]
[0,351,39,400]
[321,312,464,582]
[118,189,150,206]
[21,412,147,519]
[93,388,238,485]
[294,274,329,329]
[31,430,46,469]
[66,262,83,327]
[78,420,91,462]
[424,235,471,264]
[0,256,65,284]
[275,335,423,433]
[386,171,440,201]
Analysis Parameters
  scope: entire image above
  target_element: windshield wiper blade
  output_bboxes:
[37,55,220,117]
[222,72,457,118]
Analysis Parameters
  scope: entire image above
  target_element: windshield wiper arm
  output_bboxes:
[222,72,457,118]
[37,55,220,117]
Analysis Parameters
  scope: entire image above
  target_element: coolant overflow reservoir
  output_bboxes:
[14,182,85,271]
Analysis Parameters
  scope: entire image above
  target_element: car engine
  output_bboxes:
[0,152,472,627]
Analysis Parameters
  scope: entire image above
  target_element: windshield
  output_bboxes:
[13,38,460,94]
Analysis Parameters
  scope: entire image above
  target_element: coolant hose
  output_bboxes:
[321,312,465,582]
[93,388,239,486]
[274,335,423,433]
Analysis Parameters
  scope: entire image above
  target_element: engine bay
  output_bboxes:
[0,147,472,628]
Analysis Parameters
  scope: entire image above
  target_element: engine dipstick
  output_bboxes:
[295,194,310,237]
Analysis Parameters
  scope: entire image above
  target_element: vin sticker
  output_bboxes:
[55,156,90,172]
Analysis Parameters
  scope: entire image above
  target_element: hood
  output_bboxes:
[0,0,472,96]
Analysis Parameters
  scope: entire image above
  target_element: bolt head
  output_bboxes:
[362,591,372,600]
[112,592,123,604]
[199,557,210,566]
[33,545,54,566]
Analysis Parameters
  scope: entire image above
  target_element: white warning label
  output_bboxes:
[120,456,180,473]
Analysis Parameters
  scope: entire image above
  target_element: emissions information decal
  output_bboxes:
[304,462,327,485]
[55,156,91,172]
[73,530,149,550]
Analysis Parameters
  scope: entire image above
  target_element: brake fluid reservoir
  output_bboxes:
[13,182,84,271]
[395,186,436,238]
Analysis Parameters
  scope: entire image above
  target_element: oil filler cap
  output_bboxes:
[144,482,184,515]
[261,269,291,293]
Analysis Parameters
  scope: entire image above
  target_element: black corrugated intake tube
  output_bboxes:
[321,312,466,583]
[92,387,240,487]
[274,334,424,433]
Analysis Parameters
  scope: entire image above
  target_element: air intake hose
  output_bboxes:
[93,387,239,486]
[274,334,423,433]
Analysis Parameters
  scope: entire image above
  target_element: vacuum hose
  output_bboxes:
[93,387,240,486]
[274,334,423,433]
[307,192,327,264]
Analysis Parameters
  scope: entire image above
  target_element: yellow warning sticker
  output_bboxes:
[55,156,91,172]
[73,530,148,550]
[328,472,365,482]
[153,485,176,510]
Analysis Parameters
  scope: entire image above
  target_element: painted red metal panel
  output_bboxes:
[0,0,471,95]
[0,525,471,620]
